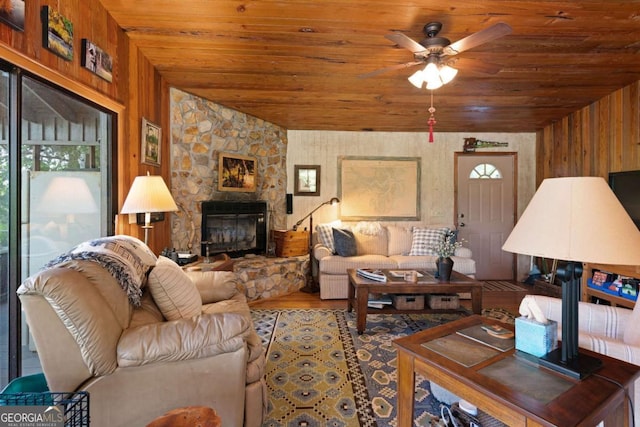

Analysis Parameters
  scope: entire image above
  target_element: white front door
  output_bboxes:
[455,153,516,280]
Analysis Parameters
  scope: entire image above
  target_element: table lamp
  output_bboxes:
[120,173,179,245]
[293,197,340,293]
[502,176,640,379]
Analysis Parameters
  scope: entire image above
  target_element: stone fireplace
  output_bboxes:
[200,200,268,258]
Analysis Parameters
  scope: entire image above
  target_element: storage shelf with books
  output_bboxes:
[582,262,640,309]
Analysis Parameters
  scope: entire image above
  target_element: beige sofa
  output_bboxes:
[314,222,476,299]
[522,294,640,425]
[17,236,266,427]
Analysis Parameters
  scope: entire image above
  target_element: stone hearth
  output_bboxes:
[234,255,308,300]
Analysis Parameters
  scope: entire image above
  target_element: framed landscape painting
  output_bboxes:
[141,118,161,166]
[42,6,74,61]
[218,152,257,192]
[0,0,25,31]
[81,39,114,82]
[338,156,421,220]
[294,165,320,196]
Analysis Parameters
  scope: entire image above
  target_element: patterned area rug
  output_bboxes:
[252,309,496,427]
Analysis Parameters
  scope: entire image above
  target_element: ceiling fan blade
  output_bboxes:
[385,32,426,53]
[453,58,503,74]
[359,61,423,78]
[443,22,512,56]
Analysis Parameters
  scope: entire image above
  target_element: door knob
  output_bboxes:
[459,222,466,227]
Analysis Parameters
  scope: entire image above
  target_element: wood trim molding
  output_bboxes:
[0,44,125,114]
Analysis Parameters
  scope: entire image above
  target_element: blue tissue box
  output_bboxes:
[515,316,558,358]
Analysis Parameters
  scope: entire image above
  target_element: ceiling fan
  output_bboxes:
[362,22,512,89]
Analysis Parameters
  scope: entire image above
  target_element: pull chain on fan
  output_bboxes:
[428,91,436,142]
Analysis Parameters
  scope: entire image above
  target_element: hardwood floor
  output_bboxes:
[248,282,533,316]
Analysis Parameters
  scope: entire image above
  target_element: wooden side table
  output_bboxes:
[393,315,640,426]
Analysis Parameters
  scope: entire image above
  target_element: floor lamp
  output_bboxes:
[293,197,340,293]
[502,177,640,379]
[120,173,179,245]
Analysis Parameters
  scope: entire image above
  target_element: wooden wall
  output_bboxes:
[536,81,640,185]
[0,0,171,252]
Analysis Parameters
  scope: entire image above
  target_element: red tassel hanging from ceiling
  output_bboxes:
[427,91,436,143]
[427,108,436,143]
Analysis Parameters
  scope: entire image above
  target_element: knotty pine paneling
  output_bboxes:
[536,81,640,186]
[0,0,170,252]
[0,0,123,102]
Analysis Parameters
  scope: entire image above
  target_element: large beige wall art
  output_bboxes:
[338,156,420,220]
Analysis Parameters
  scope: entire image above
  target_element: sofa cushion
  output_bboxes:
[386,225,413,256]
[148,256,202,321]
[316,220,342,253]
[408,227,449,256]
[333,228,357,257]
[186,270,239,304]
[391,255,476,276]
[319,254,397,274]
[354,230,388,256]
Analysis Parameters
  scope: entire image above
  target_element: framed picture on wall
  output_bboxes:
[141,118,161,167]
[218,152,257,192]
[81,39,113,82]
[339,156,421,220]
[0,0,25,31]
[41,6,74,61]
[294,165,321,196]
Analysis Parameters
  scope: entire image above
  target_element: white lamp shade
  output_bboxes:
[439,65,458,84]
[502,176,640,265]
[120,174,178,214]
[425,79,443,90]
[408,69,425,89]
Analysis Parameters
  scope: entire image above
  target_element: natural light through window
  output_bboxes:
[469,163,502,179]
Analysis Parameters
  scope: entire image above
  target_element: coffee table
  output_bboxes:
[393,315,640,426]
[347,269,482,334]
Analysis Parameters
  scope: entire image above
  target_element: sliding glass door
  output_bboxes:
[0,63,114,388]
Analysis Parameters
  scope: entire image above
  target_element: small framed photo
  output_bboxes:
[218,152,257,192]
[294,165,321,196]
[81,39,113,82]
[0,0,25,31]
[41,6,73,61]
[141,118,161,167]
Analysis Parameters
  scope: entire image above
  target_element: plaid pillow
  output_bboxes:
[316,221,341,253]
[408,227,449,256]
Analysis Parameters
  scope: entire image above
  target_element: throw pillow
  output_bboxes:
[147,256,202,321]
[333,228,357,257]
[316,220,342,253]
[408,227,450,256]
[386,225,413,256]
[354,229,388,256]
[353,221,384,236]
[185,270,238,304]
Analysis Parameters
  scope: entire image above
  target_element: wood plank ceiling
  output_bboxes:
[99,0,640,132]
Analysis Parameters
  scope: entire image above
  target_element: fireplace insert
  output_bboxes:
[200,201,267,258]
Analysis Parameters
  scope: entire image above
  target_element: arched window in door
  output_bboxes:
[469,163,502,179]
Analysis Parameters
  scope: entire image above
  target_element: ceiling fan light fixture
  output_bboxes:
[424,62,440,82]
[439,65,458,84]
[425,79,443,90]
[408,69,425,89]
